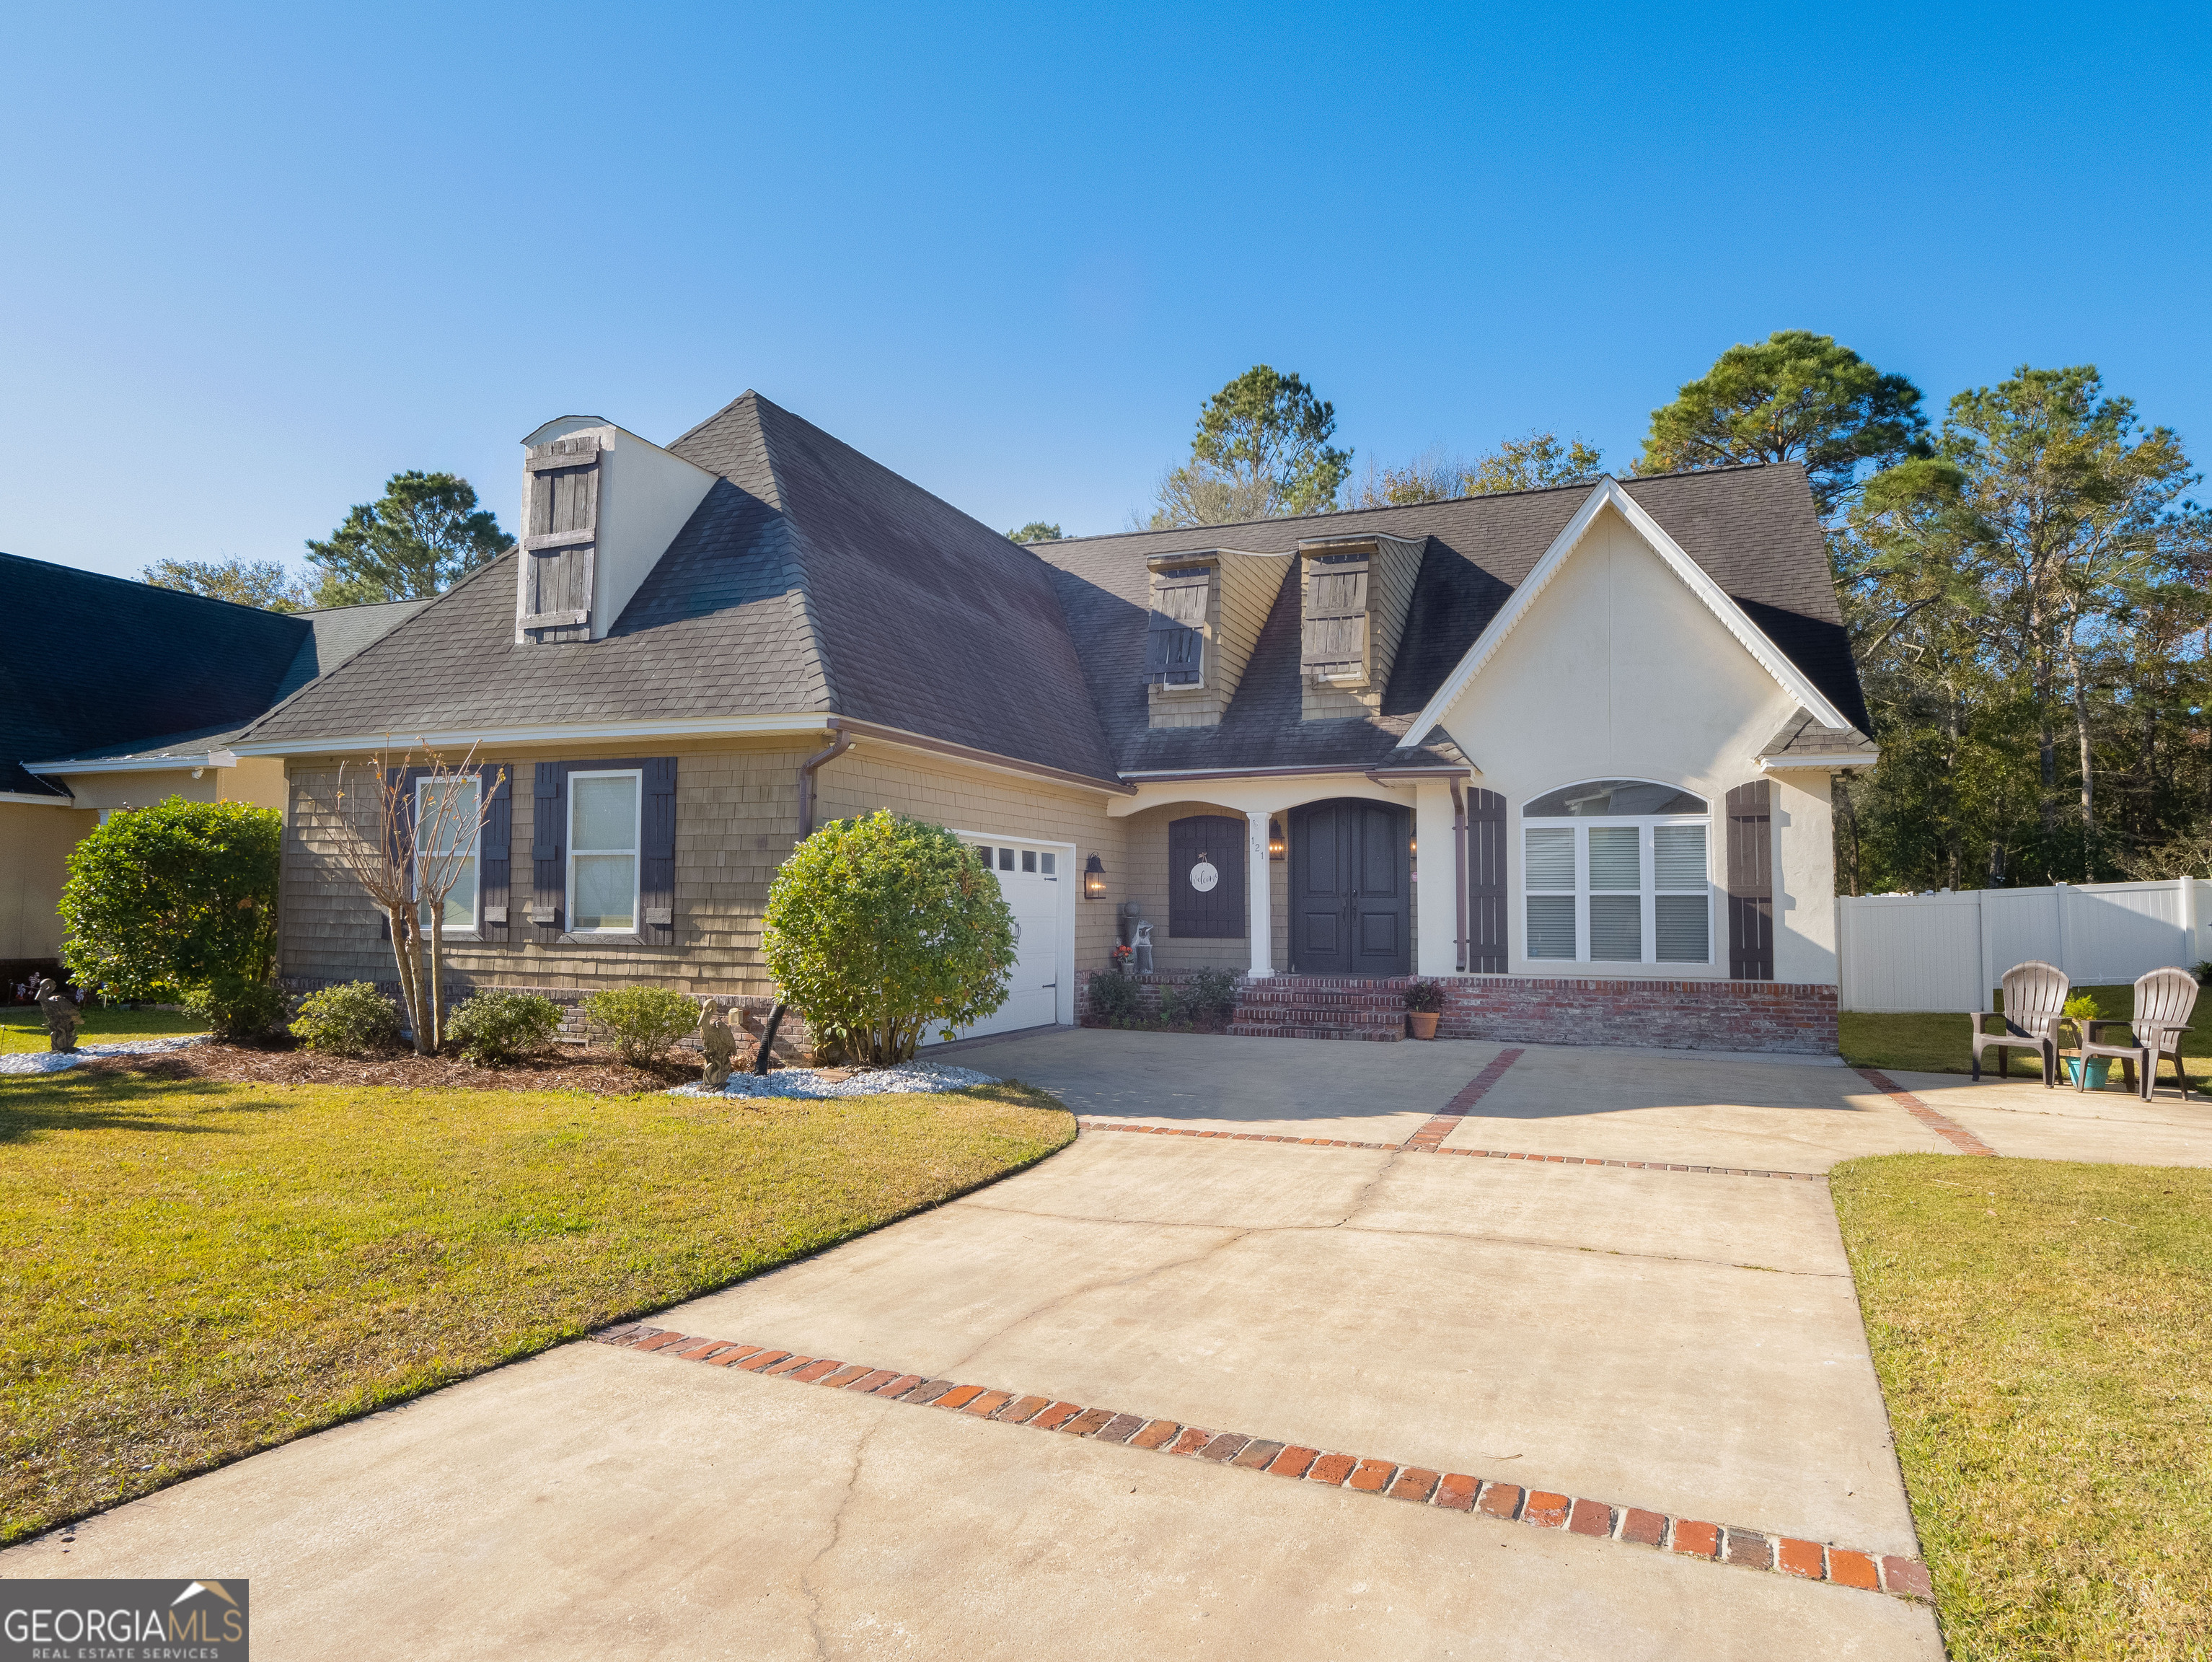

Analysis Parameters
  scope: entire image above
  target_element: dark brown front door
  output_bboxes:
[1288,799,1411,975]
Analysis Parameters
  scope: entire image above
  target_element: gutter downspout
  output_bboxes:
[757,724,853,1076]
[1448,777,1468,974]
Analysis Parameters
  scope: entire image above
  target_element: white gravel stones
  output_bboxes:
[669,1061,1000,1100]
[0,1034,208,1076]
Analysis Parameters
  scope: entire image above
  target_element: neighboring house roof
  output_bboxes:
[1,553,426,790]
[1038,460,1871,776]
[231,393,1872,789]
[238,394,1124,785]
[1758,711,1878,765]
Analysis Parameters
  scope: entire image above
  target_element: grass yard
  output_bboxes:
[1841,981,2212,1096]
[1,1064,1074,1544]
[0,1006,207,1053]
[1833,1156,2212,1661]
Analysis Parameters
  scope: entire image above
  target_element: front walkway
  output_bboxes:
[13,1034,2207,1657]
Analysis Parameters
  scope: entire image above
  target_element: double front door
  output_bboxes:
[1288,799,1411,975]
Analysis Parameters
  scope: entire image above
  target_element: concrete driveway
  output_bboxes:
[15,1034,2210,1658]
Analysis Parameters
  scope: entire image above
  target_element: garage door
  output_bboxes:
[939,837,1065,1041]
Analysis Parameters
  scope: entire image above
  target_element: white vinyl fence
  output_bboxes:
[1836,878,2211,1012]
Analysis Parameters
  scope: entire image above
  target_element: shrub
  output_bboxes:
[763,811,1017,1065]
[59,798,281,1006]
[185,973,292,1042]
[1186,967,1241,1025]
[1405,978,1448,1014]
[448,990,564,1066]
[290,981,404,1055]
[1086,968,1140,1024]
[584,985,700,1065]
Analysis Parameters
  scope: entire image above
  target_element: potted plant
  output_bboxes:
[2059,993,2110,1089]
[1404,978,1447,1039]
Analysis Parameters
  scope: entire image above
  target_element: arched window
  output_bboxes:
[1522,779,1711,966]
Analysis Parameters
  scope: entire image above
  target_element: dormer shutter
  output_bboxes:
[1145,568,1210,686]
[1302,556,1369,682]
[519,437,602,643]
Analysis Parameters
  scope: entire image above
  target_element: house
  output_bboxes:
[0,550,422,979]
[230,392,1874,1053]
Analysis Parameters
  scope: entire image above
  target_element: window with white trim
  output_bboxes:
[1522,780,1711,965]
[415,775,480,933]
[568,769,641,932]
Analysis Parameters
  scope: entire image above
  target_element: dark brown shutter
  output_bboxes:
[1301,557,1369,680]
[477,766,513,944]
[639,756,677,942]
[519,437,601,643]
[1168,814,1246,938]
[531,762,569,939]
[1726,781,1773,980]
[377,766,427,939]
[1466,788,1507,974]
[1145,570,1210,685]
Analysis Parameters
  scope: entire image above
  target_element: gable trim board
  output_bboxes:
[1398,476,1857,752]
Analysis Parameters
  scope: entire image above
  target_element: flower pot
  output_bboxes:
[1407,1011,1440,1039]
[2062,1055,2112,1089]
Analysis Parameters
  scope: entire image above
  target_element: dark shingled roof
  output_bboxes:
[235,396,1868,787]
[241,394,1122,783]
[0,553,312,796]
[1036,460,1871,774]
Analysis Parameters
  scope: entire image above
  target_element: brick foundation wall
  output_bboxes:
[1435,976,1836,1054]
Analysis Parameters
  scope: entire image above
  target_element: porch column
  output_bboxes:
[1246,809,1273,979]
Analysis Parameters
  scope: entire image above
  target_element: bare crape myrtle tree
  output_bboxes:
[324,745,506,1055]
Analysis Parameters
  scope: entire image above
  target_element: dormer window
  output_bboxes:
[1146,564,1212,689]
[1301,553,1370,685]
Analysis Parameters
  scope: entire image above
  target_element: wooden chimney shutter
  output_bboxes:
[1168,814,1246,938]
[1725,781,1773,980]
[476,766,513,944]
[1145,569,1210,685]
[530,762,569,939]
[1302,557,1369,681]
[1466,788,1507,974]
[638,757,678,942]
[519,437,602,643]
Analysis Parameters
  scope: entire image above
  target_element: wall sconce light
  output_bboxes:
[1268,819,1286,861]
[1083,854,1106,899]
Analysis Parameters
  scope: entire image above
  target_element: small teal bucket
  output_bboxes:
[2062,1056,2113,1089]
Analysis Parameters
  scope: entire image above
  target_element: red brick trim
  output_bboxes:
[589,1321,1929,1602]
[1406,1048,1525,1150]
[1854,1068,1997,1157]
[1075,1119,1824,1181]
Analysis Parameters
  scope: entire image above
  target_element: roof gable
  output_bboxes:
[1397,477,1854,748]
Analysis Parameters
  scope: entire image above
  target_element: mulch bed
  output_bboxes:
[80,1042,714,1096]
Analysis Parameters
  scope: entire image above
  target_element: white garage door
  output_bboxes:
[938,836,1066,1042]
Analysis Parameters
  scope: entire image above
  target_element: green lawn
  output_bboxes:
[1,1065,1074,1544]
[1833,1156,2212,1661]
[1841,982,2212,1096]
[0,1006,207,1053]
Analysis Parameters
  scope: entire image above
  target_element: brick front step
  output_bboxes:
[1225,1021,1404,1042]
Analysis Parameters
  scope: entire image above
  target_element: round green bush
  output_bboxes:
[448,990,564,1066]
[1086,968,1140,1025]
[763,811,1015,1065]
[583,985,700,1065]
[290,981,403,1055]
[186,973,292,1042]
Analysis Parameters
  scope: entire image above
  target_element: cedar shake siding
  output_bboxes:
[278,737,1124,997]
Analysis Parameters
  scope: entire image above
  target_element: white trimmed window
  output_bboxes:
[415,775,480,933]
[568,769,642,932]
[1523,779,1711,966]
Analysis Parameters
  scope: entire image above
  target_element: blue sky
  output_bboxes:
[6,1,2207,583]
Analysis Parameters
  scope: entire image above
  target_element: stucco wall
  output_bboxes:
[1432,504,1832,981]
[278,734,1126,999]
[0,801,94,959]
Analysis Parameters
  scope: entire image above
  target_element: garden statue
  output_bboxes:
[1132,921,1154,975]
[699,998,737,1090]
[34,976,81,1053]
